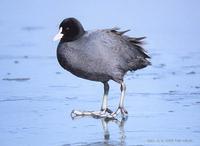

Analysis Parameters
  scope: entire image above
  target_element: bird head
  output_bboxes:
[53,17,85,42]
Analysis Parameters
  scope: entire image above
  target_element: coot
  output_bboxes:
[54,17,151,118]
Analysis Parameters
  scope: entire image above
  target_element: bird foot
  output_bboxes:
[71,108,114,119]
[111,106,128,119]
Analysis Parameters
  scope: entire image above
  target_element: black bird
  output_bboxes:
[54,17,151,118]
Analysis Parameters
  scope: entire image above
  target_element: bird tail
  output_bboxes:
[110,27,150,59]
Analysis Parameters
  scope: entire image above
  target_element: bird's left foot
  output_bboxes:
[71,108,114,119]
[111,106,128,119]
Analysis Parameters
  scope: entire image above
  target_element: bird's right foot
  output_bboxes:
[111,106,128,119]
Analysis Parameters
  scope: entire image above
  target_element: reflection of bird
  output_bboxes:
[62,117,127,146]
[54,17,151,118]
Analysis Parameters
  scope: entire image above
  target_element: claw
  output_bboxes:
[104,108,113,114]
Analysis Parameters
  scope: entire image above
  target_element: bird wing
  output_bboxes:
[99,27,151,72]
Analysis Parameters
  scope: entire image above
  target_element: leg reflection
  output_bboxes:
[101,117,127,143]
[101,118,110,140]
[72,114,127,144]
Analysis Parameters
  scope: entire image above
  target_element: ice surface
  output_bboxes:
[0,0,200,146]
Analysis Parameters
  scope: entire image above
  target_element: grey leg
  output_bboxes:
[119,81,126,108]
[101,82,113,113]
[101,82,109,111]
[71,82,113,118]
[111,81,128,118]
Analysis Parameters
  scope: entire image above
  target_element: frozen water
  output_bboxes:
[0,0,200,146]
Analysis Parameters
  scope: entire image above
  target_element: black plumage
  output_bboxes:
[56,19,150,83]
[54,17,151,118]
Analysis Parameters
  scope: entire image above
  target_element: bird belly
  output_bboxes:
[69,68,111,82]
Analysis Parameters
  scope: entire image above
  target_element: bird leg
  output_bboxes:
[100,82,113,114]
[111,81,128,118]
[71,82,113,119]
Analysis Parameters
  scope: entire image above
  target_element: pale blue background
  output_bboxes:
[0,0,200,146]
